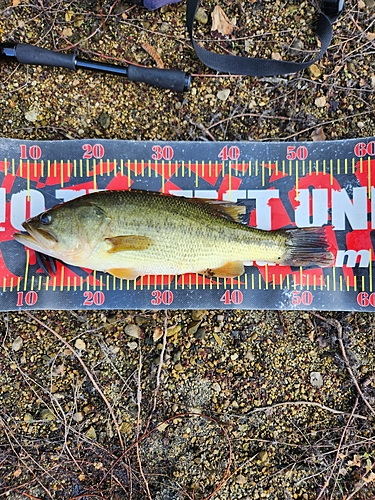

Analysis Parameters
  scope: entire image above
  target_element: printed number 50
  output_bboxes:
[291,290,313,306]
[286,146,308,161]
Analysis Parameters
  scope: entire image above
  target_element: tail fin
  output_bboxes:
[282,227,334,268]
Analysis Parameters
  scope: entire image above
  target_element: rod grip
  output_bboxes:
[14,43,76,70]
[127,65,191,92]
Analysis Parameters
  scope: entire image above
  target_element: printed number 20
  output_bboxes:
[83,291,105,306]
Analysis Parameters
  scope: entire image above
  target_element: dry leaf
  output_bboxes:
[142,43,164,68]
[211,5,235,36]
[13,0,21,6]
[62,27,73,37]
[364,471,375,483]
[311,127,326,141]
[13,469,22,478]
[65,10,74,22]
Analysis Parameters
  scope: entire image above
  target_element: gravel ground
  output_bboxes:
[1,0,375,498]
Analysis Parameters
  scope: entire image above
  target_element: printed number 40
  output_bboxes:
[218,146,240,161]
[220,290,243,305]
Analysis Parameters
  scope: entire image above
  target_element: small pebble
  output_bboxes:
[73,412,84,423]
[257,450,268,462]
[191,310,206,321]
[75,338,86,350]
[310,372,323,388]
[217,89,230,102]
[236,474,246,486]
[86,426,97,440]
[213,333,223,346]
[167,324,182,337]
[153,327,163,341]
[12,336,23,352]
[194,328,206,339]
[315,96,327,108]
[212,382,221,393]
[40,409,55,421]
[195,7,208,24]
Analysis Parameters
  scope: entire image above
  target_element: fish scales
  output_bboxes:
[62,190,288,275]
[13,190,334,279]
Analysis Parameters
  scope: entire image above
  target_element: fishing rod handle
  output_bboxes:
[127,65,191,92]
[0,43,76,70]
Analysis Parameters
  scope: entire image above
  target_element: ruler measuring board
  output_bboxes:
[0,136,375,312]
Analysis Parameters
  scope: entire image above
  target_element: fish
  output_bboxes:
[13,189,334,280]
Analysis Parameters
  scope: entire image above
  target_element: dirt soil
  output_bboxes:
[1,0,375,499]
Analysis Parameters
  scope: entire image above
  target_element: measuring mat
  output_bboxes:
[1,136,375,311]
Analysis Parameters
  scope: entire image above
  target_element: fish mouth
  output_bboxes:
[14,222,58,252]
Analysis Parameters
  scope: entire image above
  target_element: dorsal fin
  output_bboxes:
[189,198,246,222]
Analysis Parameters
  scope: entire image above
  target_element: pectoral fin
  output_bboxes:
[202,261,245,278]
[106,235,152,253]
[108,268,140,280]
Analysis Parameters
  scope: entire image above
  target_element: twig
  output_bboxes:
[316,397,359,500]
[145,310,169,433]
[135,343,152,500]
[24,311,125,450]
[0,416,55,497]
[311,313,375,417]
[246,400,367,420]
[102,412,232,499]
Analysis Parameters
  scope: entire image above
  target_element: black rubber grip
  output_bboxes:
[15,43,76,70]
[127,65,191,92]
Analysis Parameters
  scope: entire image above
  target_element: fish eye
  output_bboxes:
[40,212,52,225]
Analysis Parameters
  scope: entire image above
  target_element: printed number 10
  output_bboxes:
[17,291,38,306]
[20,145,42,160]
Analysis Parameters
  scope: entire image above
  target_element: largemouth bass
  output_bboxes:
[13,190,334,279]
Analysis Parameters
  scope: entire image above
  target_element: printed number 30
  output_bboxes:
[151,290,174,305]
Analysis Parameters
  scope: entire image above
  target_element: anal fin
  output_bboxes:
[108,268,140,280]
[202,261,245,278]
